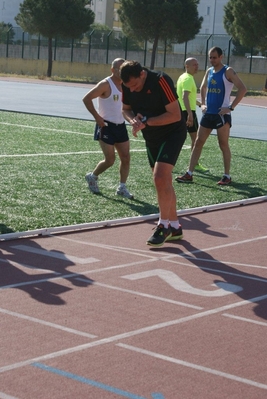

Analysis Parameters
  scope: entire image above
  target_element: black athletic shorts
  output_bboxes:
[94,121,129,144]
[200,113,232,129]
[145,125,187,168]
[182,110,199,133]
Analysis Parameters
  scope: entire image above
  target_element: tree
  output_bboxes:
[118,0,202,69]
[0,22,15,44]
[224,0,267,54]
[15,0,95,77]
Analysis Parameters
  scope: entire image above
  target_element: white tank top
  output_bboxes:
[98,77,124,124]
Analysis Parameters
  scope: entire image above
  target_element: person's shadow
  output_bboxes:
[149,217,267,320]
[0,239,94,305]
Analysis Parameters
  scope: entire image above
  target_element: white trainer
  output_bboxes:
[116,185,133,199]
[85,173,100,194]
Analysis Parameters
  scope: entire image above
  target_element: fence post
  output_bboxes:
[184,41,188,65]
[227,37,232,65]
[205,34,212,70]
[106,30,113,64]
[71,38,74,62]
[54,37,57,61]
[124,36,128,60]
[6,27,12,58]
[144,40,147,67]
[37,34,41,59]
[21,31,25,59]
[88,29,94,63]
[163,40,167,68]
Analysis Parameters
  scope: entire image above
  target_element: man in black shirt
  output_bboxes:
[120,60,187,247]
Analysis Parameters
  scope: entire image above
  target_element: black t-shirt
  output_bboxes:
[122,69,183,141]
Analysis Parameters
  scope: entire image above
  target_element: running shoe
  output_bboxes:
[166,224,183,241]
[116,186,134,199]
[195,163,209,173]
[146,224,172,247]
[85,173,100,193]
[218,175,231,185]
[175,172,193,183]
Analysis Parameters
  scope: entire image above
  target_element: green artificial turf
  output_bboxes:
[0,111,266,234]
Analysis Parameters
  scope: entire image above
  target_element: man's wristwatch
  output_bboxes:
[228,106,234,111]
[141,116,148,125]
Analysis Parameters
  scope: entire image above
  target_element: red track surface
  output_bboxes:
[1,201,267,399]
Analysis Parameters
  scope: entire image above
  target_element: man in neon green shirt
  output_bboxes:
[176,57,208,173]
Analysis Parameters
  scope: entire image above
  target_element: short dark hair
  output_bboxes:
[209,46,223,56]
[119,60,143,83]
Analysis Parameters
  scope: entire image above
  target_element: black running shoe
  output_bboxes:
[218,175,231,185]
[146,224,172,247]
[166,224,183,241]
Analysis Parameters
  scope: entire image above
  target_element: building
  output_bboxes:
[198,0,228,34]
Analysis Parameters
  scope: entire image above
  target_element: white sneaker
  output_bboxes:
[85,173,100,194]
[116,185,133,199]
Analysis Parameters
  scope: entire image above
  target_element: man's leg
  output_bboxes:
[153,162,177,221]
[217,124,231,176]
[92,140,115,176]
[188,126,211,172]
[114,141,130,184]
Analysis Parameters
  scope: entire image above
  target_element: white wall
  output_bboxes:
[198,0,228,34]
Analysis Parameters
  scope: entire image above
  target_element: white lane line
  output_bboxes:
[75,278,203,310]
[0,392,21,399]
[117,343,267,390]
[0,272,91,290]
[175,256,267,270]
[223,313,267,327]
[11,245,100,265]
[1,292,267,374]
[0,122,92,135]
[0,148,146,158]
[0,257,59,274]
[0,308,97,338]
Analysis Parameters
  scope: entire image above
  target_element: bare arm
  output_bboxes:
[226,67,247,109]
[82,80,110,127]
[200,69,209,112]
[182,90,193,127]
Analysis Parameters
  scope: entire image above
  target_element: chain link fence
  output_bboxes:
[0,27,266,74]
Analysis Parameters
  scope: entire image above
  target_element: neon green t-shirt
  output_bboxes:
[176,72,197,111]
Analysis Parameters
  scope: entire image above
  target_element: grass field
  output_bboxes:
[1,110,266,234]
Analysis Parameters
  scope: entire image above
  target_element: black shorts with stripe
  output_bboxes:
[145,122,187,168]
[94,121,129,144]
[200,113,232,129]
[182,110,199,133]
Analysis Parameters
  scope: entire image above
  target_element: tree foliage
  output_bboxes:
[224,0,267,53]
[0,22,15,44]
[15,0,95,76]
[118,0,202,69]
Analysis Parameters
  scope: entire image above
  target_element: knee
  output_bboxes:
[104,155,115,167]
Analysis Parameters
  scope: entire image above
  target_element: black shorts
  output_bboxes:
[94,121,129,144]
[200,113,232,129]
[146,125,187,168]
[182,110,199,133]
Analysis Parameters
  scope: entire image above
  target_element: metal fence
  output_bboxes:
[1,27,267,74]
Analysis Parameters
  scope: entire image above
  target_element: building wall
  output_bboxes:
[198,0,228,35]
[0,57,266,91]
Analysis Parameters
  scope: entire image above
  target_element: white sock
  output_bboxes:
[224,174,231,179]
[158,219,169,229]
[119,182,126,188]
[169,220,180,229]
[187,170,193,176]
[92,173,98,179]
